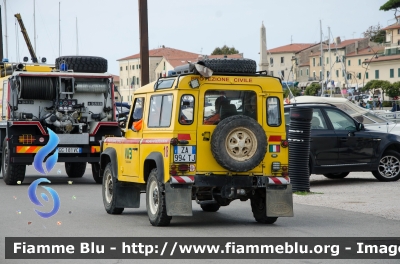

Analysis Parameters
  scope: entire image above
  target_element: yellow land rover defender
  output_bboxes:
[100,58,293,226]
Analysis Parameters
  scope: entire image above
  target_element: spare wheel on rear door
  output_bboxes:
[211,115,267,172]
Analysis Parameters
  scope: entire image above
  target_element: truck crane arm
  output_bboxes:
[14,13,38,63]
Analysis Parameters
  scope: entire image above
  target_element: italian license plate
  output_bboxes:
[173,146,196,162]
[58,147,82,153]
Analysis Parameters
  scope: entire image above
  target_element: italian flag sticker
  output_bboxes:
[269,145,280,153]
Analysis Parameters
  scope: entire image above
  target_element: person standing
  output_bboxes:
[379,97,383,110]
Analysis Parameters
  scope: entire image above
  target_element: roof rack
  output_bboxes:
[285,102,337,107]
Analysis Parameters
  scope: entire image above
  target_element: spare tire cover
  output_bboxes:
[211,115,267,172]
[55,56,108,73]
[200,58,256,74]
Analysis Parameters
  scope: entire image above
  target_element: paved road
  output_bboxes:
[0,164,399,264]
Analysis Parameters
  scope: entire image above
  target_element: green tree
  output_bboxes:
[283,88,302,98]
[211,45,239,55]
[362,80,392,100]
[362,24,386,43]
[380,0,400,18]
[304,83,321,96]
[387,81,400,98]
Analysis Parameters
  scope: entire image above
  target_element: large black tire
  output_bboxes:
[102,163,124,214]
[372,150,400,182]
[250,190,278,224]
[55,56,108,73]
[200,58,256,74]
[211,115,267,172]
[200,203,221,212]
[92,162,102,184]
[65,162,86,178]
[146,169,171,226]
[2,139,26,185]
[323,172,349,179]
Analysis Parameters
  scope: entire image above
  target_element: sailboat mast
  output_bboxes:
[58,1,60,57]
[320,20,324,96]
[4,0,8,59]
[33,0,36,55]
[76,17,78,55]
[328,26,332,96]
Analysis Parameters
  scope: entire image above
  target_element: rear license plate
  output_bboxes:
[173,146,196,162]
[58,147,82,153]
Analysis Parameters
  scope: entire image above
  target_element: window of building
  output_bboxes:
[358,59,361,65]
[366,72,369,79]
[398,68,400,77]
[319,57,321,66]
[319,70,322,80]
[306,69,309,76]
[280,57,284,63]
[398,29,400,34]
[336,56,339,62]
[347,73,352,80]
[270,71,274,76]
[358,73,361,79]
[270,57,274,65]
[300,69,303,76]
[126,66,128,70]
[326,71,329,78]
[326,57,329,64]
[313,58,315,67]
[120,67,122,71]
[127,79,128,87]
[139,64,141,69]
[348,60,351,66]
[390,69,394,78]
[281,70,284,78]
[313,71,316,79]
[336,70,339,77]
[137,77,139,85]
[375,70,379,79]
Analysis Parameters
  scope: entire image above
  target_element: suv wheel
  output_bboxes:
[200,203,221,212]
[65,162,86,178]
[372,150,400,181]
[250,190,278,224]
[2,139,26,185]
[102,163,124,214]
[323,172,349,179]
[146,169,171,226]
[211,115,267,172]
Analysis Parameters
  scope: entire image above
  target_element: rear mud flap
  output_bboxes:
[165,183,193,216]
[266,184,293,217]
[115,183,140,208]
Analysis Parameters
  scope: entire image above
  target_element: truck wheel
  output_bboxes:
[211,115,267,172]
[55,56,108,73]
[250,190,278,224]
[146,169,171,226]
[200,58,256,73]
[2,139,26,185]
[91,163,102,184]
[200,203,221,212]
[65,162,86,178]
[102,163,124,214]
[372,150,400,182]
[323,172,349,179]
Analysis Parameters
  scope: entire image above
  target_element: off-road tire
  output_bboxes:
[102,163,124,214]
[200,58,256,74]
[65,162,86,178]
[146,169,171,226]
[323,172,349,179]
[92,162,102,184]
[55,56,108,73]
[250,190,278,224]
[372,150,400,182]
[200,203,221,212]
[211,115,267,172]
[2,139,26,185]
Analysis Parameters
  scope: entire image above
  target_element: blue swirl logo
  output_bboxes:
[28,178,60,218]
[34,128,59,174]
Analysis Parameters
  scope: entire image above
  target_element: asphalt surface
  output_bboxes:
[0,163,399,264]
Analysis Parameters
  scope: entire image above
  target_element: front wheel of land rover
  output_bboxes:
[146,169,171,226]
[250,190,278,224]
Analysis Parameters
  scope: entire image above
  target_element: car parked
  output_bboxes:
[290,96,400,136]
[284,101,400,181]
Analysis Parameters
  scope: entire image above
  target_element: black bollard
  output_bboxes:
[288,107,313,192]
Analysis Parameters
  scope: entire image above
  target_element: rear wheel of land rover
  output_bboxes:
[372,150,400,182]
[2,139,26,185]
[211,115,267,172]
[102,163,124,214]
[65,162,86,178]
[250,190,278,224]
[146,169,171,226]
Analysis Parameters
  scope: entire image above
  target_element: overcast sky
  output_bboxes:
[3,0,396,75]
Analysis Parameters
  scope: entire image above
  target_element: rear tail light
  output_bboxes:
[281,140,289,148]
[19,135,35,144]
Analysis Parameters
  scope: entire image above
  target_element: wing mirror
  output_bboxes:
[356,122,364,131]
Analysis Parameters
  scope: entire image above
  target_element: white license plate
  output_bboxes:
[58,147,82,153]
[173,146,196,162]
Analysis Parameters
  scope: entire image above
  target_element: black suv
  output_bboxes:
[284,102,400,181]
